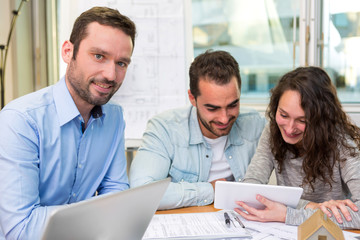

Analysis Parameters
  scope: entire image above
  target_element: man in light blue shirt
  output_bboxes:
[0,7,136,240]
[130,50,266,210]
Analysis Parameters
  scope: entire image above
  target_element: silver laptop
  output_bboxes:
[41,178,170,240]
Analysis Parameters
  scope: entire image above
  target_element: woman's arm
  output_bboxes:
[243,125,275,184]
[235,195,360,229]
[286,145,360,229]
[287,203,360,229]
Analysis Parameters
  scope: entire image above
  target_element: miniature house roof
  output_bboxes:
[298,209,344,240]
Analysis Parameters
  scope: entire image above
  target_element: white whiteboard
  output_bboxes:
[57,0,193,139]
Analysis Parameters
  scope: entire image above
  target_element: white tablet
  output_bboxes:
[214,181,303,210]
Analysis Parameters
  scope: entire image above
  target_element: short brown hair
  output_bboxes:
[69,6,136,59]
[189,50,241,98]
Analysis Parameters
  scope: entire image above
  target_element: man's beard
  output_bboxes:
[197,109,235,138]
[66,60,118,106]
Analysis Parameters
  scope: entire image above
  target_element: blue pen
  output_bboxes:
[224,212,231,228]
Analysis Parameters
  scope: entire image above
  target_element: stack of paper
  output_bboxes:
[142,210,360,240]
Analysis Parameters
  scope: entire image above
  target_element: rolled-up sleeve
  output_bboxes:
[129,117,214,210]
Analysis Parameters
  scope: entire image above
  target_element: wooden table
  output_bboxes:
[156,204,220,214]
[156,204,360,234]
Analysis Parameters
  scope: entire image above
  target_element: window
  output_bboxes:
[192,0,300,106]
[192,0,360,106]
[318,235,327,240]
[322,0,360,102]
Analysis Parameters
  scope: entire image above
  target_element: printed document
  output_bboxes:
[142,211,250,239]
[143,210,360,240]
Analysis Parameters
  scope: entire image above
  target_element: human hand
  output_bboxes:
[305,199,358,224]
[234,194,287,222]
[210,178,226,190]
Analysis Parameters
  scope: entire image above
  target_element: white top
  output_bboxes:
[205,136,232,182]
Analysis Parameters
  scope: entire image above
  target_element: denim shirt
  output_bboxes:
[130,105,266,210]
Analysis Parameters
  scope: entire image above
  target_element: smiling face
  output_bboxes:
[275,90,306,145]
[62,22,133,114]
[188,76,240,139]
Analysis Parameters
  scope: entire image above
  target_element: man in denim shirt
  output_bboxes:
[130,50,266,210]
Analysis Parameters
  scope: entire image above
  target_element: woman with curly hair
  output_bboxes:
[235,66,360,229]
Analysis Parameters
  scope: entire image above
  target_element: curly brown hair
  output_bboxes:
[267,66,360,190]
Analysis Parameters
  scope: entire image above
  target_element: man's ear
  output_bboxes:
[61,40,74,64]
[188,89,196,107]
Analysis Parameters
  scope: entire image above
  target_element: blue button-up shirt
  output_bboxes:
[130,106,266,210]
[0,78,129,240]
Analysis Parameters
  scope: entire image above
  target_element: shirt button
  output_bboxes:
[206,155,209,158]
[204,199,208,203]
[78,164,82,169]
[73,193,76,197]
[238,178,242,182]
[228,156,232,159]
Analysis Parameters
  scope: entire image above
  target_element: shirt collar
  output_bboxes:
[53,77,104,126]
[228,118,244,146]
[189,106,206,145]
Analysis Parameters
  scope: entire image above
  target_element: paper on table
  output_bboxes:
[143,210,360,240]
[236,213,360,240]
[142,211,251,239]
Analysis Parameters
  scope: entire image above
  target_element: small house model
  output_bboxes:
[298,209,344,240]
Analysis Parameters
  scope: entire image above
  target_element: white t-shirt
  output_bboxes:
[204,135,232,182]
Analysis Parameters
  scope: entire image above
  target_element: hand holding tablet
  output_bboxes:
[214,181,303,210]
